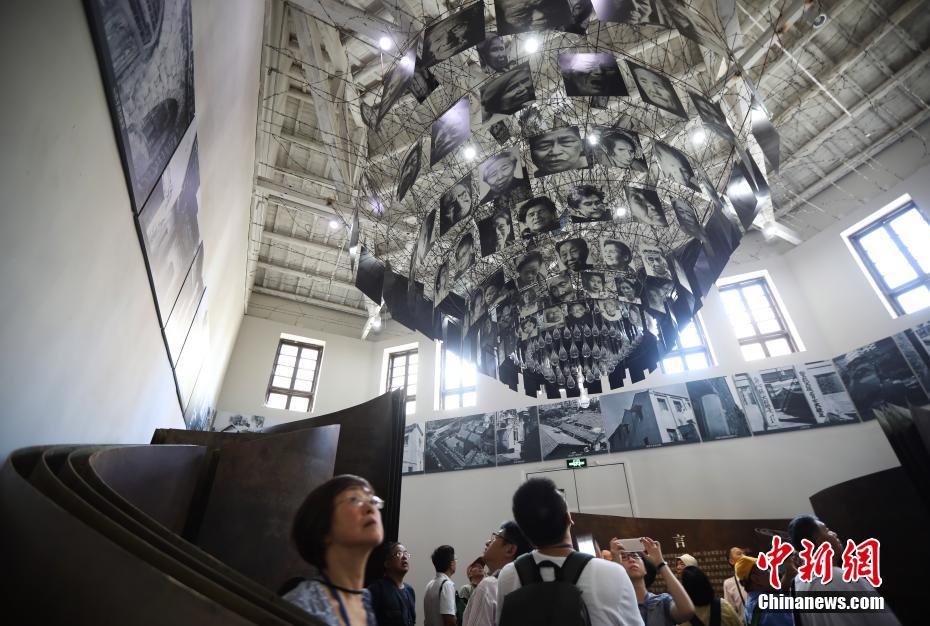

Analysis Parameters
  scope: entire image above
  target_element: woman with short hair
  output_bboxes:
[283,475,385,625]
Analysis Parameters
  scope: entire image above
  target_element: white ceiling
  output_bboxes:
[247,0,930,326]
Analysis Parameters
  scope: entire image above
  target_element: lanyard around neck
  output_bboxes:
[321,573,353,626]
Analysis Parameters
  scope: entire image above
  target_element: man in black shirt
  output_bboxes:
[369,541,416,626]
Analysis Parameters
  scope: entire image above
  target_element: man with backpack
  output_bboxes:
[495,478,644,626]
[424,545,457,626]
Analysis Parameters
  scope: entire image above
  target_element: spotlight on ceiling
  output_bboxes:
[463,145,477,160]
[378,36,392,51]
[349,245,359,256]
[371,315,382,330]
[692,129,706,146]
[329,219,340,229]
[615,206,629,218]
[812,13,827,29]
[587,133,599,145]
[524,36,540,54]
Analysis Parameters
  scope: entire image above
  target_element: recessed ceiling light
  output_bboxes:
[329,219,340,229]
[524,36,539,54]
[378,36,392,51]
[587,134,599,145]
[615,206,629,218]
[812,14,827,29]
[692,129,706,145]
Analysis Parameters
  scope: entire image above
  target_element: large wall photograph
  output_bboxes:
[84,0,196,211]
[538,398,607,460]
[425,412,496,472]
[495,407,541,465]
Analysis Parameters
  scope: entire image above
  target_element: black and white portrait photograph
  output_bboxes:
[421,2,486,68]
[541,303,567,329]
[603,385,700,452]
[600,237,634,272]
[139,125,201,325]
[628,61,688,119]
[163,245,205,365]
[515,249,547,288]
[591,127,647,171]
[597,297,624,322]
[415,208,437,267]
[439,173,476,235]
[528,126,590,177]
[495,0,574,35]
[546,271,576,303]
[733,368,818,435]
[520,313,541,340]
[515,196,561,238]
[625,186,668,227]
[478,208,517,256]
[518,286,544,318]
[469,288,488,323]
[496,407,542,465]
[663,0,729,55]
[689,92,736,143]
[833,338,930,421]
[640,244,672,279]
[481,269,508,309]
[616,276,641,304]
[566,300,592,328]
[581,271,610,298]
[497,300,518,328]
[556,238,594,272]
[396,140,422,202]
[477,33,512,73]
[377,49,417,126]
[212,412,265,433]
[591,0,666,25]
[686,377,752,441]
[480,62,536,120]
[453,231,477,280]
[489,120,513,144]
[84,0,195,211]
[562,0,594,33]
[653,140,700,191]
[794,360,861,425]
[671,197,708,242]
[539,398,607,460]
[424,413,496,472]
[567,184,611,223]
[409,57,440,103]
[559,52,628,97]
[434,261,452,305]
[642,277,673,313]
[477,148,530,205]
[431,97,472,166]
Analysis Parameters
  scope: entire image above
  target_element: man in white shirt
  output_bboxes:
[496,478,644,626]
[463,521,532,626]
[424,545,457,626]
[722,546,748,623]
[787,514,901,626]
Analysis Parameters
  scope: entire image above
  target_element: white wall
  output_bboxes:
[0,0,263,460]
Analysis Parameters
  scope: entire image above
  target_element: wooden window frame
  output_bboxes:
[265,338,323,412]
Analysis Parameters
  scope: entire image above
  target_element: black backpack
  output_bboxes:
[498,552,594,626]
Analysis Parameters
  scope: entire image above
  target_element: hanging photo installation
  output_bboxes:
[480,62,536,120]
[527,126,590,177]
[421,2,486,68]
[431,97,472,166]
[495,0,575,35]
[558,52,628,97]
[627,60,688,119]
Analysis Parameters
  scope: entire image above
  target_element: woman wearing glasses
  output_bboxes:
[284,474,385,625]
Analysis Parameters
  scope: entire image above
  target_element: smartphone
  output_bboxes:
[615,538,645,553]
[576,534,598,556]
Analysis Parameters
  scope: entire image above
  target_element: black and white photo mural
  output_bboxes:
[431,97,472,166]
[538,398,607,460]
[425,413,496,472]
[403,423,425,474]
[496,407,542,464]
[84,0,196,211]
[558,52,628,97]
[422,2,486,68]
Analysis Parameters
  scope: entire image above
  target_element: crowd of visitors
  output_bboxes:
[281,475,900,626]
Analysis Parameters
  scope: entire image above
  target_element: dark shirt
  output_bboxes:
[368,577,416,626]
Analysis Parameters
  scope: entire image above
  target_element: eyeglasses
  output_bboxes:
[619,552,642,562]
[392,550,411,559]
[341,494,385,510]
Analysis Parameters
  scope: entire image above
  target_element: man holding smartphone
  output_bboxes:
[612,537,695,626]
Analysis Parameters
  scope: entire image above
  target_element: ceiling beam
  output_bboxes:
[255,176,353,217]
[777,105,930,217]
[256,260,358,292]
[777,48,930,169]
[261,229,350,260]
[252,285,368,316]
[267,161,341,191]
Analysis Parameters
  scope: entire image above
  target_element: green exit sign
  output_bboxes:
[566,457,588,469]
